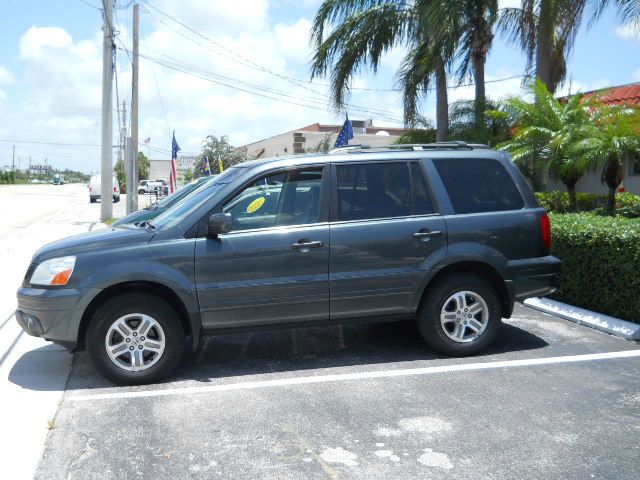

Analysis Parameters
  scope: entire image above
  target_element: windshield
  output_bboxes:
[155,178,206,209]
[150,167,246,229]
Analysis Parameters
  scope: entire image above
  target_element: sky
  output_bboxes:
[0,0,639,173]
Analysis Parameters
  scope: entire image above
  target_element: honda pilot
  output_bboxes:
[16,143,560,385]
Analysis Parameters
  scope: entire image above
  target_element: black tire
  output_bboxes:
[89,197,96,203]
[86,293,185,385]
[138,189,145,194]
[417,273,501,356]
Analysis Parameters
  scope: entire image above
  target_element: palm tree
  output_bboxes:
[424,1,498,132]
[310,1,454,140]
[574,103,640,215]
[449,99,512,146]
[489,80,592,208]
[499,0,640,94]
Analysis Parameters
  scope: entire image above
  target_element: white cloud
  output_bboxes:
[274,18,313,62]
[616,21,640,41]
[0,66,15,85]
[19,26,73,59]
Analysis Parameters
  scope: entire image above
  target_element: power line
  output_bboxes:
[79,0,101,10]
[140,29,172,136]
[119,46,405,123]
[139,1,523,94]
[0,138,101,147]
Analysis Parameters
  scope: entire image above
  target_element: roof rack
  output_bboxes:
[328,141,489,154]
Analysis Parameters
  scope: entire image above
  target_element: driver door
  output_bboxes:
[195,166,330,328]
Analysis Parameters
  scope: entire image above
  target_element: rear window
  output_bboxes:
[433,158,524,214]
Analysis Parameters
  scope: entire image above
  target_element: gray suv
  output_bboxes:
[16,143,560,385]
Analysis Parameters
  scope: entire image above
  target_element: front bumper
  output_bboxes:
[16,287,101,350]
[508,255,561,301]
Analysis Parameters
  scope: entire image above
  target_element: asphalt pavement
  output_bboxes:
[36,305,640,480]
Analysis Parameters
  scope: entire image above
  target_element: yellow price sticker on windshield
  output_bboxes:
[247,197,265,214]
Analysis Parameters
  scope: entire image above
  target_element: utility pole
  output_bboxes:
[131,3,140,212]
[12,145,15,171]
[126,137,135,213]
[100,0,114,222]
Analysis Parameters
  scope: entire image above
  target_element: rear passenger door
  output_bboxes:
[329,160,447,319]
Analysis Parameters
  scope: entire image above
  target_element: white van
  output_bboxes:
[88,175,121,203]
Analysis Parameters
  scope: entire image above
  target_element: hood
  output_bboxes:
[33,226,155,263]
[112,208,157,226]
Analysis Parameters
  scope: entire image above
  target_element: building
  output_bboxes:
[241,119,406,159]
[548,82,640,194]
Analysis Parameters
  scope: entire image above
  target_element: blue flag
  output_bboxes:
[171,131,181,160]
[334,114,353,148]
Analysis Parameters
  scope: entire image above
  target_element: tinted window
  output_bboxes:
[223,168,324,231]
[337,162,412,221]
[433,158,524,214]
[411,163,435,215]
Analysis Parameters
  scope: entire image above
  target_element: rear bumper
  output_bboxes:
[16,287,101,350]
[507,256,561,301]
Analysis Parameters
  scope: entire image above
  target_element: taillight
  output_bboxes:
[541,213,552,252]
[89,187,92,192]
[114,186,117,193]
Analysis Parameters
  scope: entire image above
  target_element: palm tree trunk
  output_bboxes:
[435,61,448,142]
[535,0,554,92]
[607,186,617,215]
[472,54,486,133]
[565,181,578,212]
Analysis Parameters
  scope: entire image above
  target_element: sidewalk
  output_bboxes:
[0,185,127,479]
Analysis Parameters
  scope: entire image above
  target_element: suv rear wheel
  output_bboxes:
[418,273,501,356]
[86,293,185,385]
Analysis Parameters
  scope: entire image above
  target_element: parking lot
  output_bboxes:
[2,184,639,480]
[34,305,640,479]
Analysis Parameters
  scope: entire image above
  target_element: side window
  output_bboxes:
[223,168,324,231]
[411,163,435,215]
[336,162,412,221]
[433,158,524,214]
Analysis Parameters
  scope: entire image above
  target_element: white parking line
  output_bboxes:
[68,349,640,402]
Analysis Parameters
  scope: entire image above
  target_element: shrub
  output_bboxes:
[550,213,640,323]
[536,191,640,213]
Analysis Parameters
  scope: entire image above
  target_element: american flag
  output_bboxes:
[334,114,353,148]
[170,131,180,193]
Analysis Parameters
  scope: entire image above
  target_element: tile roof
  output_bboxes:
[581,82,640,106]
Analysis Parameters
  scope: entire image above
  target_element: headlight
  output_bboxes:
[30,256,76,286]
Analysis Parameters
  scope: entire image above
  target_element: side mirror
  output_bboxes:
[208,213,233,237]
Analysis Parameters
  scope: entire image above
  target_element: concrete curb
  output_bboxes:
[523,297,640,341]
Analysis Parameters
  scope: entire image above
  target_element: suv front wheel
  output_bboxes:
[418,273,501,356]
[86,293,185,385]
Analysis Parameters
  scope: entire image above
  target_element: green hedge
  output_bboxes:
[550,213,640,323]
[536,191,640,214]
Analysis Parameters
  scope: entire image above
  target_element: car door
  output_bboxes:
[329,160,447,319]
[195,166,330,328]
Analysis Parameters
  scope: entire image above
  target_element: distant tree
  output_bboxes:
[114,159,127,193]
[195,135,252,178]
[394,116,437,144]
[184,168,194,182]
[138,151,150,180]
[305,133,334,153]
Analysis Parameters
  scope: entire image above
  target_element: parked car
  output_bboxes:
[16,143,560,385]
[113,175,218,226]
[52,174,65,185]
[88,174,120,203]
[138,179,163,194]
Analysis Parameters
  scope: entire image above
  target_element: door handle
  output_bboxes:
[413,230,443,239]
[292,240,324,249]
